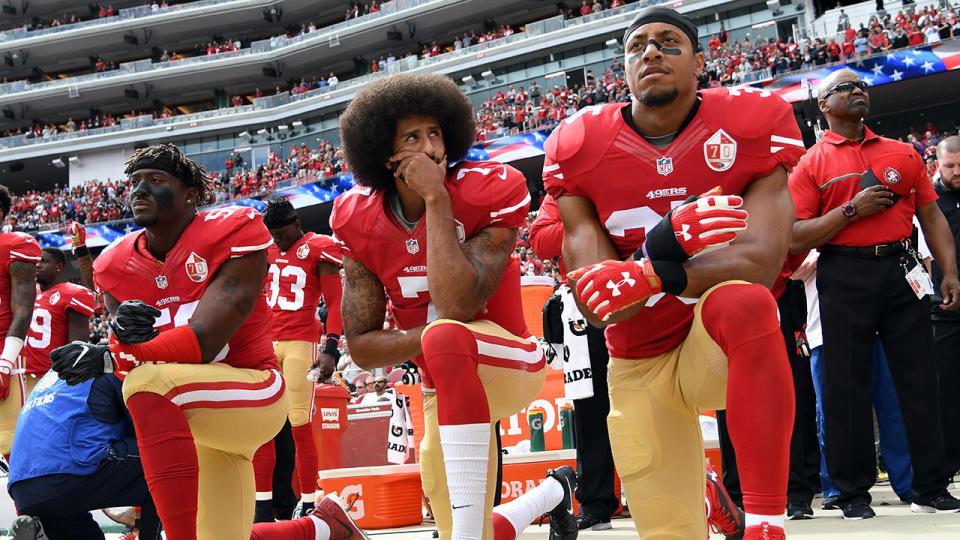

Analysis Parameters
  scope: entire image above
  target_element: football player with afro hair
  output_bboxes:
[332,72,578,540]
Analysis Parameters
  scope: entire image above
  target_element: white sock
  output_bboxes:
[745,513,784,528]
[301,493,316,504]
[439,423,490,540]
[308,515,331,540]
[255,491,272,501]
[705,496,711,518]
[492,476,565,535]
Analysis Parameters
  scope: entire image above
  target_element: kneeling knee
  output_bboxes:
[701,283,779,350]
[420,320,477,379]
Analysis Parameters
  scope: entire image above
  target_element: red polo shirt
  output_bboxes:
[789,127,937,246]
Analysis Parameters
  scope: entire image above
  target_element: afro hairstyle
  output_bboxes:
[262,197,297,229]
[338,72,476,191]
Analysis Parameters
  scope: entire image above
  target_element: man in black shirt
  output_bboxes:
[928,135,960,477]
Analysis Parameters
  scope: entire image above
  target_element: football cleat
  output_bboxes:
[10,515,47,540]
[541,466,578,540]
[743,521,786,540]
[705,462,745,537]
[310,494,371,540]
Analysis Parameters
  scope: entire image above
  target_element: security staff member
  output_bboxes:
[789,68,960,519]
[926,136,960,477]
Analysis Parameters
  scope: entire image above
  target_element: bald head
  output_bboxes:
[817,69,859,100]
[937,135,960,161]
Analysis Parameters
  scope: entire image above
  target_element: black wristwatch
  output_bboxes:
[841,201,857,218]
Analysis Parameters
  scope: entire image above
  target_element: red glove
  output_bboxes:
[568,259,662,322]
[642,188,748,261]
[69,222,87,253]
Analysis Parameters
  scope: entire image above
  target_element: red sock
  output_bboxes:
[250,516,315,540]
[253,439,276,495]
[492,512,518,540]
[702,283,795,516]
[292,424,318,497]
[420,322,490,425]
[126,392,199,540]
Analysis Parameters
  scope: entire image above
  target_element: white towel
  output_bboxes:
[556,285,594,400]
[387,391,414,464]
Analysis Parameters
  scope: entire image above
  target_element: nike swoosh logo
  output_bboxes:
[452,504,472,510]
[72,345,89,367]
[497,168,507,180]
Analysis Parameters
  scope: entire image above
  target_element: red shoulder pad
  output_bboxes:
[330,185,376,257]
[701,88,806,171]
[309,233,343,266]
[199,206,273,258]
[65,283,96,317]
[543,104,622,198]
[453,161,531,228]
[5,232,41,263]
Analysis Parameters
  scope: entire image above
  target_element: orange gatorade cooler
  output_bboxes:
[318,464,423,529]
[520,275,556,337]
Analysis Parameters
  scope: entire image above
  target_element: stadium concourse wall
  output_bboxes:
[31,128,553,250]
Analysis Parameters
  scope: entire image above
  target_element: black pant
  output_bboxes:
[716,282,819,506]
[819,251,947,506]
[932,320,960,476]
[272,420,299,518]
[572,324,619,519]
[10,456,158,540]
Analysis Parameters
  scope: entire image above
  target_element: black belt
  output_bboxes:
[820,240,910,257]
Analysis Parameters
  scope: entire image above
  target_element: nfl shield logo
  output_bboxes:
[704,129,738,172]
[155,275,168,289]
[656,156,674,176]
[185,252,208,283]
[405,239,419,254]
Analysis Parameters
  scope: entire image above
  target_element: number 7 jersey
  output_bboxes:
[543,88,805,359]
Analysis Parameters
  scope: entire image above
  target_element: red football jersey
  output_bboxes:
[331,160,532,355]
[23,282,96,375]
[266,232,342,342]
[543,88,805,359]
[0,232,41,339]
[94,206,277,371]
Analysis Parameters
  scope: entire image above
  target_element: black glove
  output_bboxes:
[50,342,114,386]
[399,361,421,385]
[111,300,161,344]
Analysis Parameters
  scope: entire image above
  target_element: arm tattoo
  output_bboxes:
[7,261,37,338]
[462,227,518,306]
[341,256,386,339]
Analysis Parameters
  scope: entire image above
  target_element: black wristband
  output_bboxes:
[74,245,90,258]
[322,334,340,358]
[641,210,689,262]
[651,260,688,296]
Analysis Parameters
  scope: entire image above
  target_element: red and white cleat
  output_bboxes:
[309,494,371,540]
[743,522,786,540]
[705,462,745,538]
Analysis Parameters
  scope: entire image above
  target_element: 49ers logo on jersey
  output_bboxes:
[454,219,466,244]
[49,291,61,305]
[185,252,208,282]
[704,129,737,172]
[297,243,310,259]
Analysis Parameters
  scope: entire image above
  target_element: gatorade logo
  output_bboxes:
[328,484,364,520]
[530,417,543,430]
[564,367,592,384]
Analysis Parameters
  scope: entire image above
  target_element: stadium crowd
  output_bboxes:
[3,1,957,143]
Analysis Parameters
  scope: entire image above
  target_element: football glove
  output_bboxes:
[110,300,161,344]
[51,342,114,386]
[642,188,747,261]
[568,259,662,322]
[69,221,86,250]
